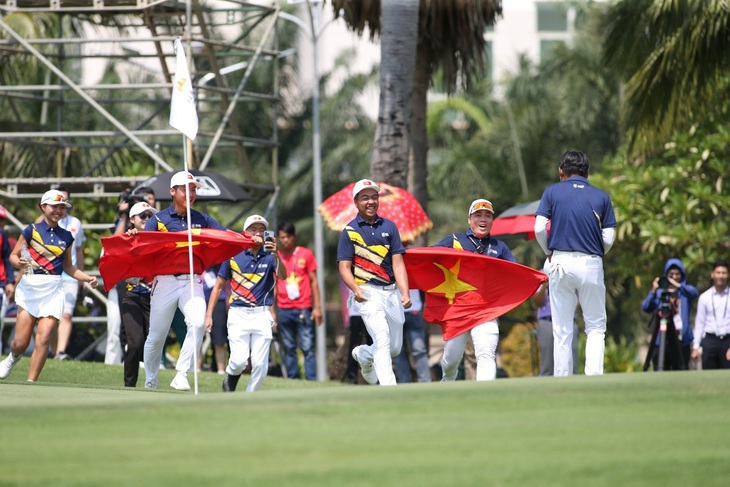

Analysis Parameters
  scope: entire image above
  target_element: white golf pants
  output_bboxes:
[226,306,273,392]
[549,251,606,376]
[144,275,206,385]
[353,284,405,386]
[441,320,499,381]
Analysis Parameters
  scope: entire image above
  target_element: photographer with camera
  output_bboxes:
[114,186,155,236]
[641,258,698,370]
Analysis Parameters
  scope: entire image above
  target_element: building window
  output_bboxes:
[537,2,568,32]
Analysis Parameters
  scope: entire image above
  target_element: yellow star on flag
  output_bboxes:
[427,259,477,304]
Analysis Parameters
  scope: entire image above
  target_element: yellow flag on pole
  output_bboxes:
[169,38,198,141]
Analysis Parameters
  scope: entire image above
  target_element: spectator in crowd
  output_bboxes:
[395,290,431,383]
[535,150,616,376]
[202,264,228,374]
[206,215,285,393]
[275,222,322,380]
[641,258,698,370]
[0,190,97,382]
[0,205,16,313]
[338,179,411,386]
[691,260,730,369]
[433,199,515,381]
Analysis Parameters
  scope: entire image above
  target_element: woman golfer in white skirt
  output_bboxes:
[0,190,97,382]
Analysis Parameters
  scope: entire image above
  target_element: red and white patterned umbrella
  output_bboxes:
[490,200,549,240]
[318,182,432,242]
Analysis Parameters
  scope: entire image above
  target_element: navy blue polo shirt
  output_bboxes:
[536,175,616,256]
[144,205,226,232]
[22,221,74,276]
[433,229,516,262]
[337,214,405,285]
[219,248,277,308]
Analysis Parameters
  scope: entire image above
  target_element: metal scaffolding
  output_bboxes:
[0,0,282,211]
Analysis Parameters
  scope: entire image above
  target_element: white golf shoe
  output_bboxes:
[0,354,20,380]
[170,372,191,391]
[352,346,378,385]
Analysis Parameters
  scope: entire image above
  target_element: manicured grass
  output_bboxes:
[1,358,729,486]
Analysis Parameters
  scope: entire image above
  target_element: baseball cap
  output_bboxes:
[468,199,494,216]
[40,190,72,208]
[129,201,158,218]
[352,179,381,198]
[243,214,269,231]
[170,171,202,188]
[0,205,6,219]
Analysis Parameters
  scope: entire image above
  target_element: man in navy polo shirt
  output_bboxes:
[206,214,286,392]
[141,171,227,391]
[433,198,516,381]
[338,179,412,386]
[534,150,616,376]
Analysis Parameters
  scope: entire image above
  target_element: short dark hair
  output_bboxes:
[135,186,155,197]
[559,150,589,178]
[277,222,296,235]
[712,260,729,271]
[54,185,70,196]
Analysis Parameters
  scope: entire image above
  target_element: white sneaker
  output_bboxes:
[0,354,20,379]
[170,372,191,391]
[352,346,378,385]
[144,380,158,390]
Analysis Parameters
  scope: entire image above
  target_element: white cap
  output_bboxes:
[129,201,158,218]
[352,179,380,198]
[170,171,201,188]
[40,190,72,208]
[468,199,494,216]
[243,214,269,231]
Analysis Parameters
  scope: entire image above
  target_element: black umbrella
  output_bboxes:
[134,169,253,202]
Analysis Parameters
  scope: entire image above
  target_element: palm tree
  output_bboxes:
[333,0,502,202]
[601,0,730,155]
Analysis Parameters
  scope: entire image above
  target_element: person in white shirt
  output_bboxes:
[691,260,730,369]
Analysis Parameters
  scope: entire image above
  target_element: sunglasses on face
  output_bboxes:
[138,213,154,220]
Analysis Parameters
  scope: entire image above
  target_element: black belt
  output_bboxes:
[538,316,552,321]
[706,333,729,340]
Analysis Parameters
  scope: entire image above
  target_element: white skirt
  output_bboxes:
[15,274,65,320]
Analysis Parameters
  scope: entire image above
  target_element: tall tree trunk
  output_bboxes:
[408,39,431,246]
[370,0,418,189]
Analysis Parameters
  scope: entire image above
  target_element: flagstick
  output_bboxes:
[181,136,199,396]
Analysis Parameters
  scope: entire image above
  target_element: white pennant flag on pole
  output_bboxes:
[170,37,198,141]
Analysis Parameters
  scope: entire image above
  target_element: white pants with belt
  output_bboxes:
[352,283,405,386]
[549,251,606,376]
[144,274,206,385]
[441,320,499,381]
[226,306,273,392]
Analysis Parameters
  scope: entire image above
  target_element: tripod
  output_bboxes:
[643,299,685,371]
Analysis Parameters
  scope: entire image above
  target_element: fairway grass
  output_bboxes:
[1,360,729,486]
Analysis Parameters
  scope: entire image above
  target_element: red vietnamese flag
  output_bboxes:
[404,248,547,340]
[99,229,255,291]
